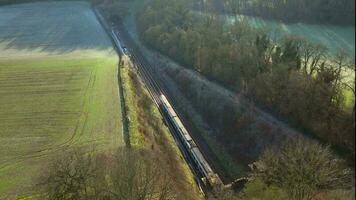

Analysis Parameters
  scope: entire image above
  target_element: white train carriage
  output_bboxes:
[191,147,214,177]
[171,116,195,149]
[160,95,193,149]
[159,94,222,187]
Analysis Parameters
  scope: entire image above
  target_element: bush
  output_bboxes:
[251,137,353,200]
[39,148,173,200]
[241,178,288,200]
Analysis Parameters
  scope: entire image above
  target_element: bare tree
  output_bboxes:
[39,149,174,200]
[299,39,327,76]
[332,50,353,86]
[109,150,174,200]
[251,137,353,200]
[39,149,101,200]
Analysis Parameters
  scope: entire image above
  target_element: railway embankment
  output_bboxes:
[95,7,202,198]
[120,60,203,199]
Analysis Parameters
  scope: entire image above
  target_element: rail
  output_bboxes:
[94,8,225,196]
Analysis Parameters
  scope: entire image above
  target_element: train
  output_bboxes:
[159,94,221,188]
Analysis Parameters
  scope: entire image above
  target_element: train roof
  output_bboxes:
[160,94,220,182]
[160,94,169,105]
[172,117,192,141]
[191,147,214,175]
[160,95,192,141]
[166,107,177,117]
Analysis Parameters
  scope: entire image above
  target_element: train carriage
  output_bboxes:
[159,94,222,188]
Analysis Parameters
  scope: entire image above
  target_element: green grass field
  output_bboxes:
[0,2,122,198]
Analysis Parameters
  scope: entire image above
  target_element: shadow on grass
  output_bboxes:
[0,1,113,55]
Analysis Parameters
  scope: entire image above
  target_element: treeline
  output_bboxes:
[0,0,89,6]
[37,139,353,199]
[37,149,174,200]
[222,0,355,26]
[137,0,355,163]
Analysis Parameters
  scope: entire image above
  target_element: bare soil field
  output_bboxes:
[0,2,122,198]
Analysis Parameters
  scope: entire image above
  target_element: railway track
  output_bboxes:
[111,26,210,193]
[94,8,222,195]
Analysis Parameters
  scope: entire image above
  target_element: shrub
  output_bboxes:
[251,137,353,200]
[241,178,288,200]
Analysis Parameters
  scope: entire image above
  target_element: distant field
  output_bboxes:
[0,2,122,198]
[193,11,355,58]
[226,15,355,59]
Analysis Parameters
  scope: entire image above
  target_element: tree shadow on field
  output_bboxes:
[0,1,114,55]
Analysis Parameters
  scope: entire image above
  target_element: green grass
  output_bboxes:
[120,62,145,148]
[0,2,122,198]
[341,67,355,109]
[0,56,122,197]
[343,88,355,109]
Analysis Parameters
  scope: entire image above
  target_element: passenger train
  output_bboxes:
[159,94,221,187]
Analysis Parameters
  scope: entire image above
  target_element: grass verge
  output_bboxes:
[120,58,203,199]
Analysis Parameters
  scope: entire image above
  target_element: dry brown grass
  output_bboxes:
[121,63,203,200]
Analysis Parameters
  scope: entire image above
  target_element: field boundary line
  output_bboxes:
[93,7,130,146]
